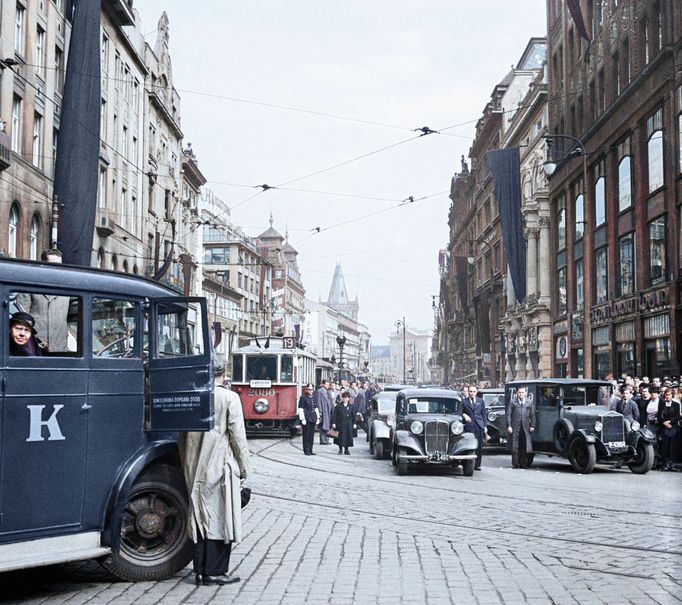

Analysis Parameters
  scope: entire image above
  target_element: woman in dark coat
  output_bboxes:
[9,312,47,356]
[506,386,536,468]
[332,390,355,455]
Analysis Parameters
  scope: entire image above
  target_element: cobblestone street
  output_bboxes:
[3,435,681,605]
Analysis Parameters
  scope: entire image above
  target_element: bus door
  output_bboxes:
[146,298,213,432]
[1,290,87,536]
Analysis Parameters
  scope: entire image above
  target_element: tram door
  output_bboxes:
[1,291,87,535]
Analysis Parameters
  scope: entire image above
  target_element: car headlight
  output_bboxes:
[410,420,423,434]
[631,421,640,432]
[594,420,603,432]
[451,421,464,435]
[254,398,269,414]
[488,412,497,422]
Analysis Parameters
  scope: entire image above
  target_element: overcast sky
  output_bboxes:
[134,1,547,345]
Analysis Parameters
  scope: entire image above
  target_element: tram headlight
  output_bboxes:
[254,398,269,414]
[410,421,423,434]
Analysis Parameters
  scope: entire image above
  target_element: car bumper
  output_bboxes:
[401,453,477,462]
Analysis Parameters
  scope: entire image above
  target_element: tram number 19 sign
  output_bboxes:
[283,336,295,349]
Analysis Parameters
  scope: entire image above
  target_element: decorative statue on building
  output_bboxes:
[527,326,538,352]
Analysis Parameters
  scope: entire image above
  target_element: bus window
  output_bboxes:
[246,355,277,381]
[92,299,137,358]
[10,291,80,355]
[280,354,293,382]
[232,354,243,382]
[156,302,202,357]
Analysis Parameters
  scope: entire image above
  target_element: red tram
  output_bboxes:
[231,337,333,435]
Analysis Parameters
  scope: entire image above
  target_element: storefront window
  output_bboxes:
[618,233,635,296]
[648,216,666,285]
[593,351,611,381]
[595,247,608,304]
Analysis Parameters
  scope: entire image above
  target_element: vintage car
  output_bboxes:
[478,388,506,445]
[366,391,398,459]
[505,379,656,474]
[390,388,478,476]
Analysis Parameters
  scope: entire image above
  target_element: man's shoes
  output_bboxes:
[310,452,316,455]
[338,450,343,455]
[203,574,240,586]
[344,450,350,455]
[474,467,481,471]
[512,464,519,469]
[304,452,310,456]
[194,574,203,586]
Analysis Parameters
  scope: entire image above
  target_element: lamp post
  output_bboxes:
[395,317,406,383]
[542,133,591,378]
[336,334,346,384]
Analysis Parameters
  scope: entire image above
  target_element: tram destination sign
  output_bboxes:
[590,288,669,325]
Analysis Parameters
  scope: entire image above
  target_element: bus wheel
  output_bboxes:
[102,464,192,581]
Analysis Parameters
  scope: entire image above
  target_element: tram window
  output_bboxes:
[156,302,204,358]
[92,298,137,358]
[246,355,277,381]
[232,355,243,382]
[280,354,293,382]
[10,291,81,355]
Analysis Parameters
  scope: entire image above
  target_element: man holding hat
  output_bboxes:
[9,312,47,356]
[298,383,320,455]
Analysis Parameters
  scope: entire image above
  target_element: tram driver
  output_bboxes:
[9,311,48,356]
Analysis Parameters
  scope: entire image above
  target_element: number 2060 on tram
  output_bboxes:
[0,258,214,581]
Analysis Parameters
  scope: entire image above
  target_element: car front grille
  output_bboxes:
[424,420,450,454]
[602,414,624,443]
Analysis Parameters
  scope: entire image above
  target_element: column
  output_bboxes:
[525,227,539,299]
[538,217,551,302]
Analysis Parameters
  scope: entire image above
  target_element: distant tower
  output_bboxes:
[326,263,359,321]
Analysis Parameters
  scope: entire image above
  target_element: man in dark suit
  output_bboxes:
[462,385,487,471]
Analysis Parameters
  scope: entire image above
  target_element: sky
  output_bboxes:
[134,1,547,345]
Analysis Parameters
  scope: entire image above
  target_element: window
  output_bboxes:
[11,96,22,153]
[97,247,104,269]
[91,298,137,358]
[35,27,46,79]
[677,85,682,172]
[647,108,664,192]
[618,234,635,296]
[574,192,584,240]
[575,259,584,310]
[98,166,107,209]
[32,113,43,168]
[14,4,24,54]
[642,17,649,64]
[617,139,632,211]
[10,292,81,354]
[595,247,608,304]
[594,172,606,226]
[557,196,566,250]
[557,267,567,313]
[649,216,666,285]
[29,214,40,260]
[156,302,204,358]
[8,203,19,257]
[203,247,230,264]
[122,125,128,158]
[101,32,109,71]
[52,126,58,171]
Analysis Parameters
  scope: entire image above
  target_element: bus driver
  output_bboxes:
[9,311,48,356]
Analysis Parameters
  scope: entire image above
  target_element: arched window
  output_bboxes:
[122,259,129,273]
[647,109,664,192]
[29,213,41,260]
[132,264,138,275]
[574,193,584,240]
[8,203,20,257]
[557,204,566,250]
[594,177,606,226]
[97,247,105,269]
[111,254,118,271]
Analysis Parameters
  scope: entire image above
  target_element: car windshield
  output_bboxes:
[483,393,504,407]
[376,395,396,414]
[407,397,460,415]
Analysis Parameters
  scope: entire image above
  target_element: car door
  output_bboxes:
[146,297,213,432]
[534,384,560,443]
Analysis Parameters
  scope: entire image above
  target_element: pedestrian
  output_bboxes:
[298,383,320,455]
[610,386,640,424]
[9,312,48,356]
[178,353,251,586]
[462,385,487,471]
[315,380,335,444]
[354,382,368,432]
[657,388,681,471]
[506,386,536,469]
[332,390,355,455]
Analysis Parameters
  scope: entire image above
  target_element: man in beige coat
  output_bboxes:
[178,354,251,586]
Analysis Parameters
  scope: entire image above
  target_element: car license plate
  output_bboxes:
[440,453,449,461]
[607,441,625,448]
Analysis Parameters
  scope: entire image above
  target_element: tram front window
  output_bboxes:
[280,355,293,382]
[246,355,277,381]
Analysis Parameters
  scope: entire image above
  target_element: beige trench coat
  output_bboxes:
[178,385,251,544]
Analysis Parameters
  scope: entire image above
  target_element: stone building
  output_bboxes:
[545,0,680,378]
[389,325,432,385]
[0,0,70,258]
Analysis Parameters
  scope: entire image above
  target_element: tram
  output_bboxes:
[231,337,332,436]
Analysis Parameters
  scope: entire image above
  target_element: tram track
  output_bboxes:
[250,436,682,525]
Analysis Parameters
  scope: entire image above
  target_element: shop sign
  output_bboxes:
[553,320,568,334]
[590,288,669,325]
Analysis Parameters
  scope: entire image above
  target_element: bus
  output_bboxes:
[231,337,332,436]
[0,258,212,581]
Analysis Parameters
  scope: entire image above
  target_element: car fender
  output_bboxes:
[393,430,424,455]
[451,432,478,455]
[101,440,181,549]
[572,429,596,444]
[626,426,655,447]
[372,419,391,441]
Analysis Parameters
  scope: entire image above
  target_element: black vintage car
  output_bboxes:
[506,379,656,474]
[391,388,478,476]
[478,388,506,445]
[367,391,398,459]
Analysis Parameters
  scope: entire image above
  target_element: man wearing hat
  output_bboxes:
[298,383,320,456]
[9,312,47,356]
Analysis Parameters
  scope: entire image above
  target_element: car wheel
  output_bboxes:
[461,457,475,477]
[101,464,192,581]
[552,419,574,454]
[628,440,654,474]
[374,439,384,460]
[568,439,596,474]
[397,448,409,476]
[368,434,374,455]
[391,444,397,466]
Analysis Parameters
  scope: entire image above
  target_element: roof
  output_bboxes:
[506,379,612,386]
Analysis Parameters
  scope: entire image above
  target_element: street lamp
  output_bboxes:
[542,134,586,177]
[395,317,406,383]
[467,239,494,281]
[336,334,346,383]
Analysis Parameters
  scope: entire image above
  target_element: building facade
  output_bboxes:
[546,0,681,378]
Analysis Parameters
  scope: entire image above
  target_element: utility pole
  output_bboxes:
[395,317,406,383]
